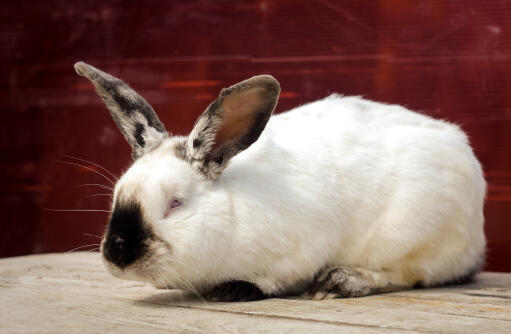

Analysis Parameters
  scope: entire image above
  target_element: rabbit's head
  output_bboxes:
[74,62,280,289]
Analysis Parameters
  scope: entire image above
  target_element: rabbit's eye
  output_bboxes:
[169,199,182,209]
[164,199,182,218]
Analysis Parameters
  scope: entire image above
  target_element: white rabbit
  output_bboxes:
[74,61,486,302]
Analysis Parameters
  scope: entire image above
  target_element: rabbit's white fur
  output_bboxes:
[109,94,485,297]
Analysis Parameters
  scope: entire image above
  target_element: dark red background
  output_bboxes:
[1,1,510,271]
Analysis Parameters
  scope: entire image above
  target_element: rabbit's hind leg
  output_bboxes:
[303,266,412,300]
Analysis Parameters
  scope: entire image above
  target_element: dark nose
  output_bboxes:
[103,234,136,268]
[113,235,125,249]
[102,201,150,269]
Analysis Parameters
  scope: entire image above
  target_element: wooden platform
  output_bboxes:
[1,253,510,333]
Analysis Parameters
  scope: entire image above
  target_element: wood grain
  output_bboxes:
[1,252,510,333]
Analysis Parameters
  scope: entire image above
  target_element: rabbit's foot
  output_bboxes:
[204,280,267,302]
[304,266,407,300]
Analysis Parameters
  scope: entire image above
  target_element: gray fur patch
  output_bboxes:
[172,137,189,161]
[74,62,168,159]
[305,266,406,299]
[134,122,146,147]
[307,266,373,298]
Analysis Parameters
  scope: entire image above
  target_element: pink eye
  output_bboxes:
[164,199,182,218]
[170,199,182,209]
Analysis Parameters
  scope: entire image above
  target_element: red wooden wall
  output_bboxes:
[1,1,510,271]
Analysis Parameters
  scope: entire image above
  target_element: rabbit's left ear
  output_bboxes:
[74,62,168,160]
[187,75,280,180]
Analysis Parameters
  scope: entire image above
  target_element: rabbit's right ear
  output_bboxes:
[186,75,280,180]
[74,62,168,160]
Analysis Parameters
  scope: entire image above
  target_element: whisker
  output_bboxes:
[158,269,184,305]
[67,243,101,252]
[56,160,115,185]
[186,257,205,285]
[76,183,114,191]
[154,267,186,305]
[85,193,113,199]
[83,233,102,239]
[163,266,205,303]
[166,259,208,304]
[63,154,118,182]
[41,207,112,213]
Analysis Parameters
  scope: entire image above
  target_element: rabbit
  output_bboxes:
[74,61,486,302]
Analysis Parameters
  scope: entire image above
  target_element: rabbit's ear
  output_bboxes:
[187,75,280,180]
[74,62,168,160]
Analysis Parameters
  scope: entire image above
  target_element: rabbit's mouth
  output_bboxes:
[100,237,164,284]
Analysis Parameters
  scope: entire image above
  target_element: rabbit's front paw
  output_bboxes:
[204,280,267,302]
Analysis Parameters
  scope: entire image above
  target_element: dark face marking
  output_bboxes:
[103,201,152,269]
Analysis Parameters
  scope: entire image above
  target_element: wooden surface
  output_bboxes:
[1,252,510,333]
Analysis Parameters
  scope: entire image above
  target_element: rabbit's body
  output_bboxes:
[205,95,485,296]
[74,62,485,301]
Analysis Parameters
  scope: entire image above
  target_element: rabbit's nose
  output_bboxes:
[103,233,132,268]
[102,201,150,269]
[114,235,125,249]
